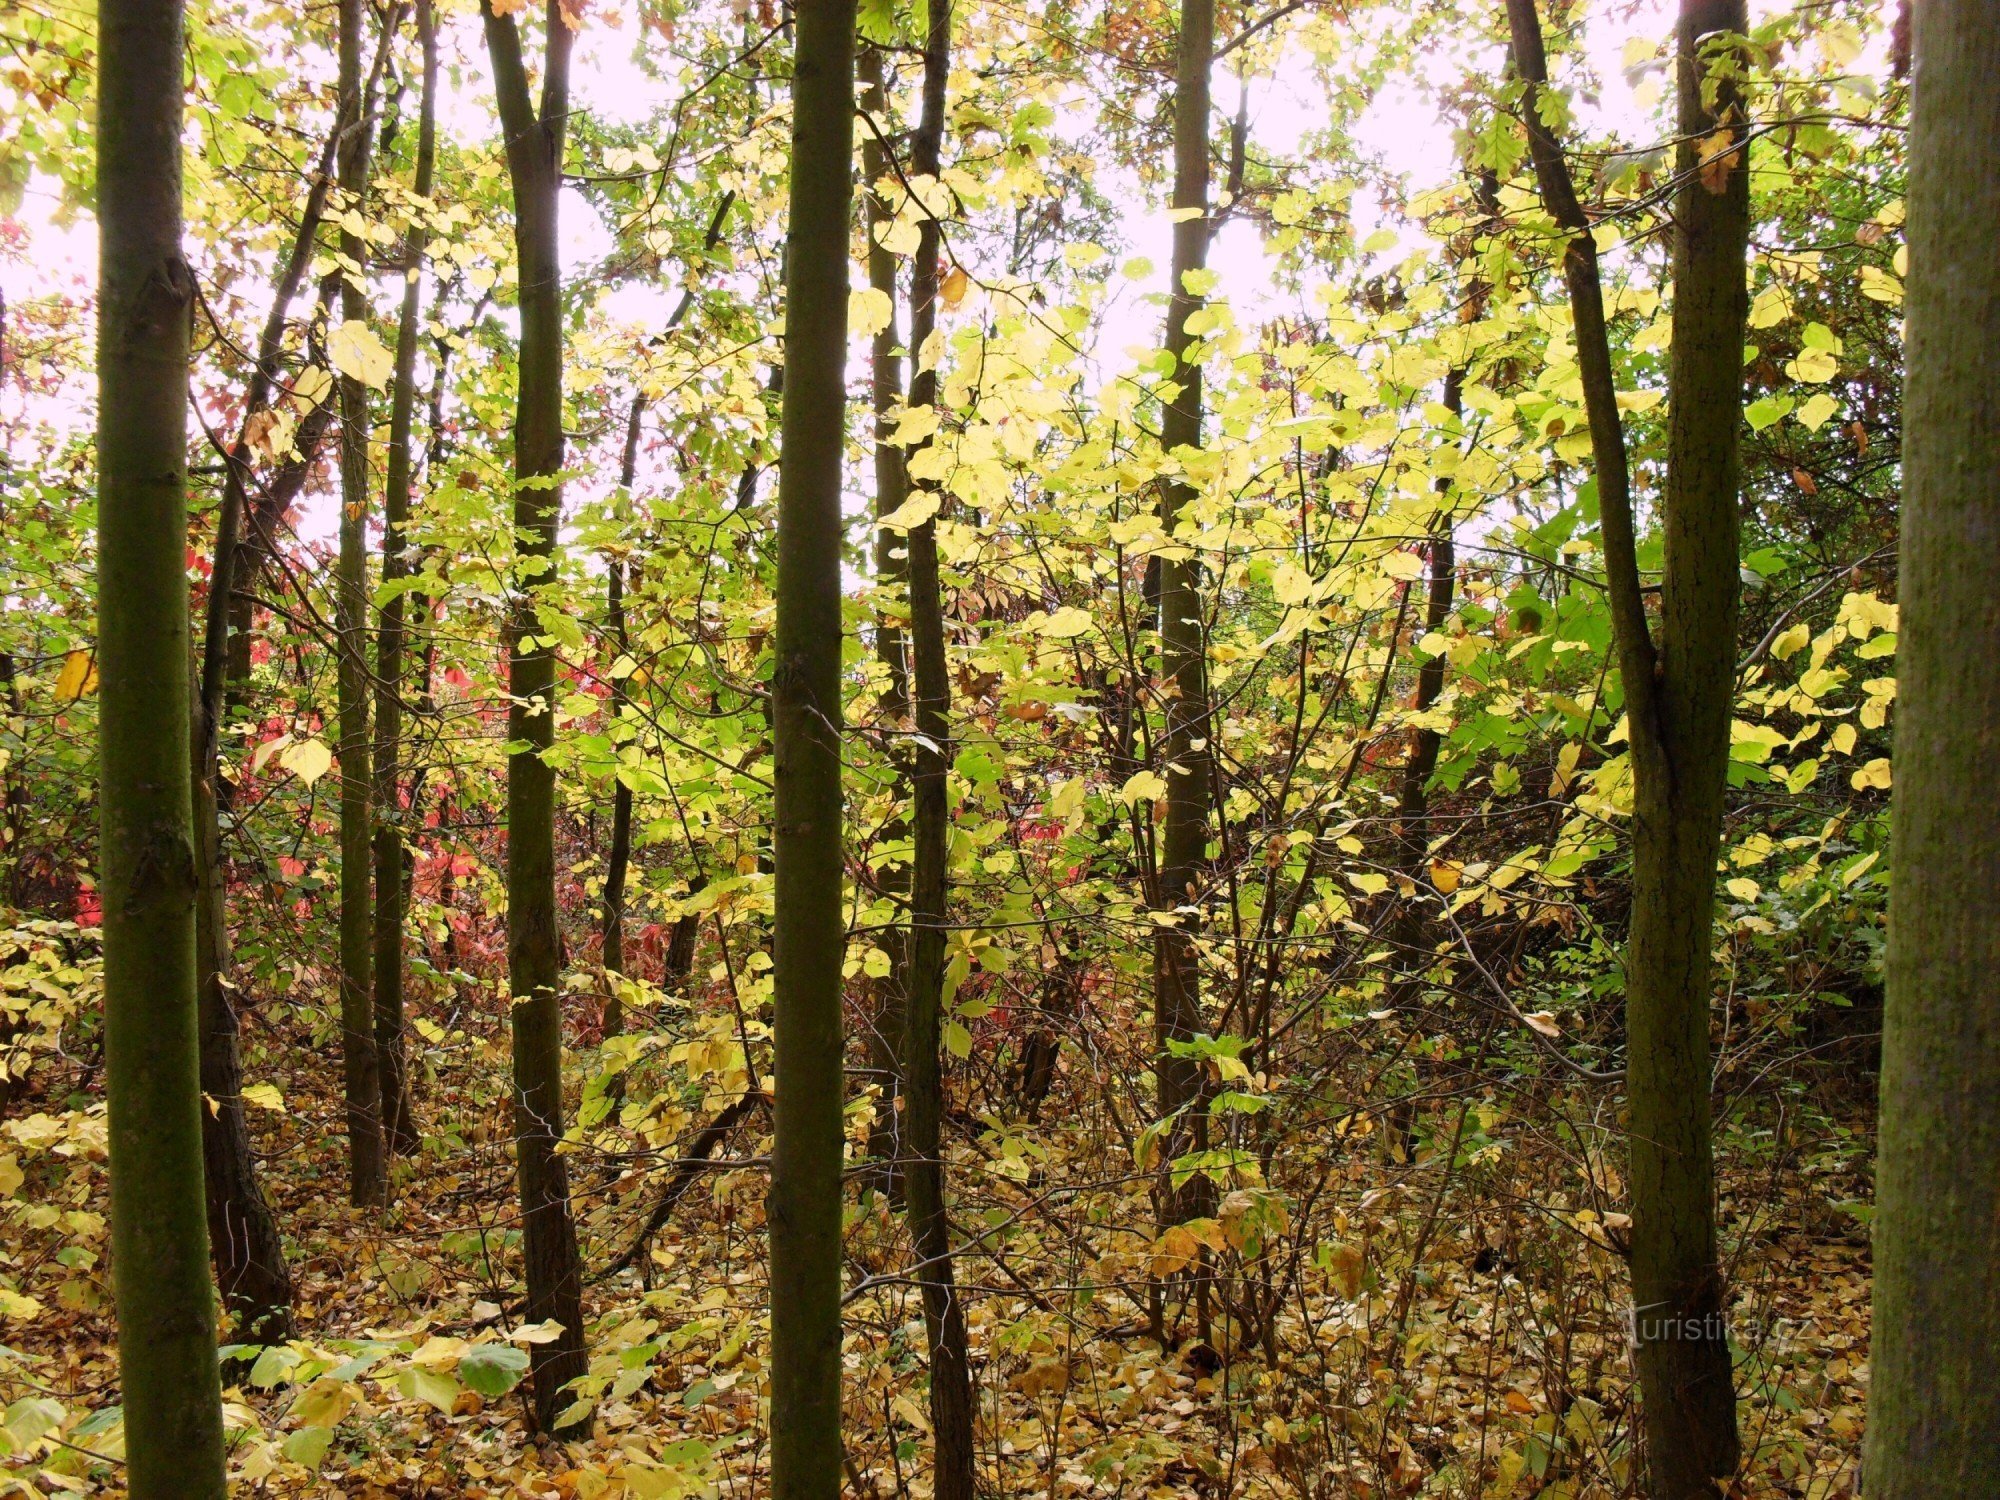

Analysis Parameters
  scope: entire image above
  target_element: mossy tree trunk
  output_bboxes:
[1863,5,2000,1494]
[96,0,228,1487]
[768,3,856,1494]
[482,0,587,1434]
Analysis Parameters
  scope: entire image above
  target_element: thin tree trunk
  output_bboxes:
[859,41,910,1195]
[1506,2,1745,1491]
[482,0,588,1435]
[768,2,856,1493]
[1154,0,1214,1230]
[600,394,642,1036]
[96,0,227,1487]
[898,6,976,1494]
[335,0,386,1208]
[1863,4,2000,1493]
[373,0,438,1158]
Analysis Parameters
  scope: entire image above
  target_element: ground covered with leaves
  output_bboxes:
[1,914,1872,1498]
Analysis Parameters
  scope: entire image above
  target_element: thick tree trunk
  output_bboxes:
[1154,0,1214,1230]
[95,0,228,1488]
[335,0,386,1208]
[768,3,855,1494]
[1506,2,1746,1492]
[1863,5,2000,1494]
[858,42,910,1195]
[600,394,642,1037]
[372,0,439,1160]
[483,0,587,1434]
[898,8,977,1495]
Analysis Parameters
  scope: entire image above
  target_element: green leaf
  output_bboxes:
[457,1343,531,1398]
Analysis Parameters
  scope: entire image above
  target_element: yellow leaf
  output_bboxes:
[1521,1010,1562,1038]
[1037,606,1093,640]
[941,266,969,307]
[54,650,96,703]
[329,320,395,390]
[240,1083,284,1112]
[875,492,940,532]
[1725,877,1761,902]
[848,286,893,339]
[1771,622,1811,660]
[1119,770,1168,806]
[1850,757,1891,791]
[280,738,334,787]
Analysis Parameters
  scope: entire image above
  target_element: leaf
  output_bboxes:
[1037,606,1093,639]
[396,1366,460,1414]
[54,650,96,703]
[240,1083,284,1112]
[1850,758,1891,791]
[1119,770,1168,806]
[1348,871,1388,896]
[848,286,893,339]
[943,1020,972,1059]
[328,320,394,390]
[457,1344,531,1398]
[280,738,333,786]
[941,266,969,307]
[876,493,941,533]
[282,1426,334,1471]
[1771,623,1811,661]
[1521,1011,1562,1038]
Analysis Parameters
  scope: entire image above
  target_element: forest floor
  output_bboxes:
[8,980,1874,1500]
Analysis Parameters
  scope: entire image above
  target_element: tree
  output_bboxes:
[859,41,910,1195]
[373,0,440,1159]
[95,0,228,1489]
[1505,0,1748,1491]
[1863,3,2000,1493]
[483,0,587,1433]
[898,4,977,1492]
[768,2,856,1493]
[335,0,387,1208]
[1154,0,1215,1252]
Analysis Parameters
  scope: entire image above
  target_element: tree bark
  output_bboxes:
[1154,0,1215,1230]
[768,3,856,1494]
[335,0,387,1208]
[95,0,228,1487]
[859,41,910,1196]
[898,7,977,1495]
[1863,4,2000,1493]
[1506,2,1746,1492]
[483,0,588,1435]
[373,0,439,1160]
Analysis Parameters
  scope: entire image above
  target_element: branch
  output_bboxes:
[1503,0,1659,738]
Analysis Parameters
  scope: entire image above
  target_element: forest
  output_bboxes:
[0,0,1994,1493]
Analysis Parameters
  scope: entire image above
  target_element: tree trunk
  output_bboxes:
[1154,0,1214,1230]
[898,7,977,1494]
[859,41,910,1197]
[600,394,642,1037]
[768,3,856,1494]
[1506,2,1746,1491]
[483,0,587,1434]
[1863,5,2000,1493]
[335,0,386,1208]
[372,0,439,1160]
[95,0,228,1487]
